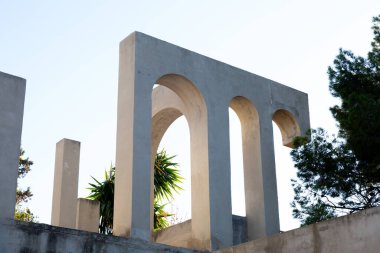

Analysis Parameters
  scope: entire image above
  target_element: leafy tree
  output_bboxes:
[15,148,37,222]
[87,149,183,234]
[291,15,380,226]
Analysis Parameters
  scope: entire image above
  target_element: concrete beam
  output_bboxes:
[51,138,80,229]
[0,71,26,221]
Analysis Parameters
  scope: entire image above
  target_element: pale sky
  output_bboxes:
[1,1,379,232]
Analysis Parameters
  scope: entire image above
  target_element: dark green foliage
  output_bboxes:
[291,129,380,225]
[291,15,380,226]
[15,148,37,222]
[87,149,183,234]
[328,15,380,181]
[17,148,34,205]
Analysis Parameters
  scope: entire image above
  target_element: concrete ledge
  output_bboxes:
[214,206,380,253]
[0,219,207,253]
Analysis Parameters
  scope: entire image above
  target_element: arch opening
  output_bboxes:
[229,108,245,216]
[272,109,302,231]
[150,75,210,249]
[157,115,191,225]
[272,109,301,148]
[229,96,261,241]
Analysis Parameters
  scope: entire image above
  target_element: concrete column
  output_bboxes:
[113,34,153,240]
[51,139,80,229]
[76,198,100,233]
[206,105,233,250]
[258,112,280,236]
[0,71,26,221]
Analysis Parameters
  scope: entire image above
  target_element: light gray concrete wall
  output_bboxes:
[114,32,310,251]
[51,138,80,229]
[0,219,206,253]
[76,198,100,233]
[0,71,26,221]
[215,206,380,253]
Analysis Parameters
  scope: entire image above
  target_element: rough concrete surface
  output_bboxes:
[0,219,207,253]
[76,198,100,233]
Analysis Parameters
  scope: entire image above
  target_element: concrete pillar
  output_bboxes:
[113,33,153,241]
[205,105,233,250]
[76,198,100,233]
[51,138,80,229]
[258,113,280,236]
[0,71,26,221]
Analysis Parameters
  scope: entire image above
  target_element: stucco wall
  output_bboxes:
[215,206,380,253]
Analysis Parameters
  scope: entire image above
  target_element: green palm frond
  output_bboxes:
[154,149,184,201]
[87,150,183,233]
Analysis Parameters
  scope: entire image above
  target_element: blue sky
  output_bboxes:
[1,1,379,231]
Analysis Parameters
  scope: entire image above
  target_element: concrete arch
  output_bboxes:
[230,96,267,241]
[151,85,189,162]
[272,109,301,148]
[155,74,207,122]
[150,75,213,250]
[115,32,309,251]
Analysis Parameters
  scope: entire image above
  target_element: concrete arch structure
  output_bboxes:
[114,32,310,251]
[229,96,264,241]
[273,109,301,148]
[151,83,208,250]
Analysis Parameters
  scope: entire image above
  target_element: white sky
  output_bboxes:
[1,0,379,231]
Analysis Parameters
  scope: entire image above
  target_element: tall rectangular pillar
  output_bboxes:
[51,138,80,228]
[258,113,280,236]
[0,71,26,220]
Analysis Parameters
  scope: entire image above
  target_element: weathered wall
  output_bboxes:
[2,207,379,253]
[0,219,206,253]
[215,206,380,253]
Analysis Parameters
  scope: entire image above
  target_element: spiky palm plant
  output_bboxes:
[87,149,183,234]
[87,165,115,234]
[154,149,183,201]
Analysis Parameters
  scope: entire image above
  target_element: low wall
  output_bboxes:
[0,219,206,253]
[154,215,247,248]
[215,206,380,253]
[2,206,379,252]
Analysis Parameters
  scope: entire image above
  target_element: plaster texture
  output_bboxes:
[76,198,100,233]
[215,206,380,253]
[51,138,81,229]
[114,32,310,251]
[0,71,26,221]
